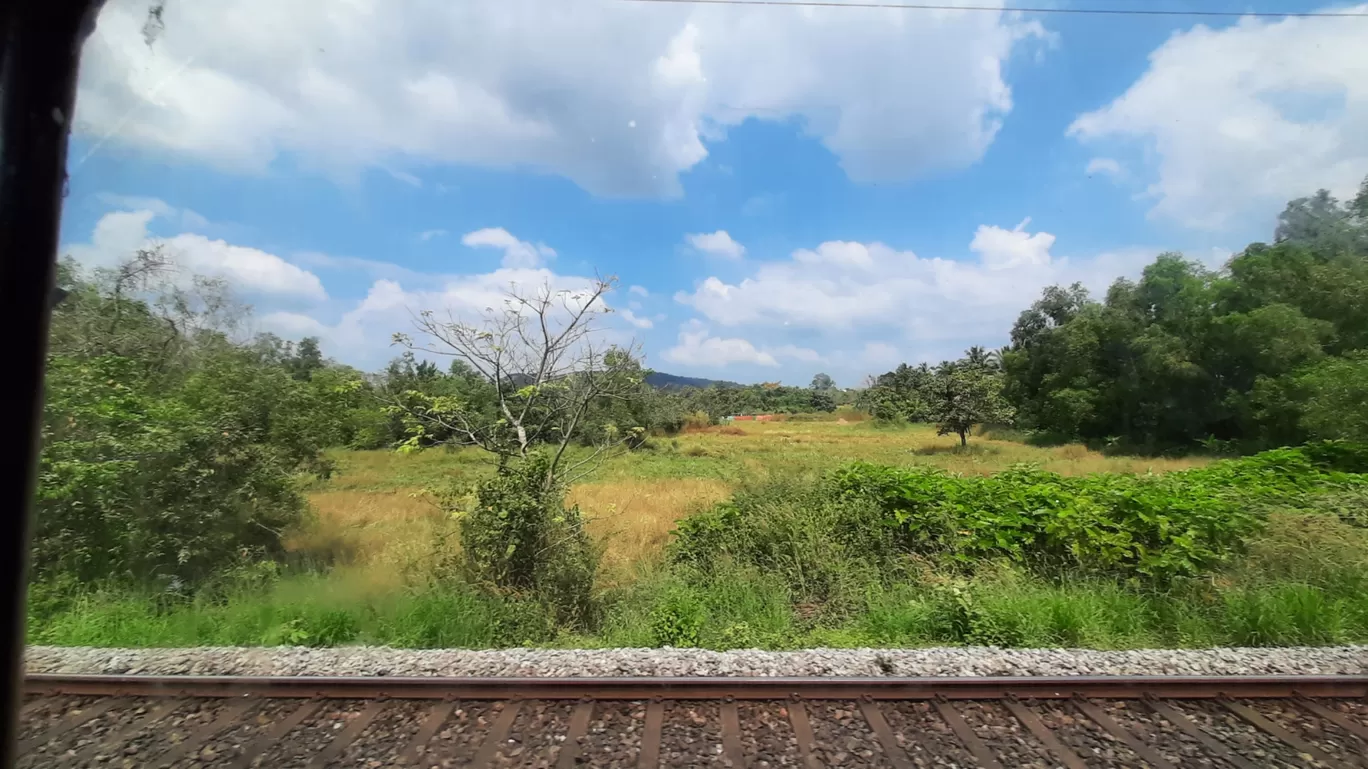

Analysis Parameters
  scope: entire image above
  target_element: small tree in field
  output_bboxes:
[929,362,1014,446]
[391,277,645,490]
[389,278,642,627]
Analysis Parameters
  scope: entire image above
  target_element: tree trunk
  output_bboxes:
[959,429,968,447]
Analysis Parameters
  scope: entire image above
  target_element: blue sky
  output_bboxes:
[60,0,1368,386]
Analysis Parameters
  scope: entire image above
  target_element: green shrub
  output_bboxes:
[670,478,897,609]
[825,445,1368,582]
[649,590,705,647]
[455,453,600,629]
[36,355,308,586]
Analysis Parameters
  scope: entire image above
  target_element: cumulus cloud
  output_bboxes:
[673,221,1180,371]
[969,218,1055,269]
[663,324,777,368]
[1085,157,1123,179]
[276,265,646,371]
[65,203,327,301]
[629,285,650,297]
[1069,6,1368,229]
[687,230,746,259]
[76,0,1046,196]
[620,309,654,329]
[461,227,555,268]
[661,321,820,369]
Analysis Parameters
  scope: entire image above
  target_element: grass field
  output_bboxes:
[40,420,1368,652]
[299,420,1209,585]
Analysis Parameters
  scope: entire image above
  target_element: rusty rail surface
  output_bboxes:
[18,673,1368,768]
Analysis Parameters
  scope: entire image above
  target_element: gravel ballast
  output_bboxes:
[24,645,1368,678]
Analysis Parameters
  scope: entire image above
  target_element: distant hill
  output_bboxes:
[645,372,741,390]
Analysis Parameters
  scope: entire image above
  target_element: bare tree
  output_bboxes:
[391,277,645,490]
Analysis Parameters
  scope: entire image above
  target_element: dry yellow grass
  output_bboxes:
[569,478,733,578]
[304,420,1212,587]
[291,489,454,587]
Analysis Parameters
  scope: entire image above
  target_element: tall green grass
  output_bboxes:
[29,444,1368,651]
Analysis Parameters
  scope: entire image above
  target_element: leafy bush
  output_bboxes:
[670,478,897,609]
[455,453,600,629]
[36,355,308,585]
[828,445,1368,581]
[672,444,1368,587]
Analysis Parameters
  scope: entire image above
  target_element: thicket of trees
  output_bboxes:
[38,250,378,587]
[1001,178,1368,452]
[858,347,1013,445]
[856,178,1368,452]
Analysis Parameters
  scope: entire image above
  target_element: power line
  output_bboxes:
[618,0,1368,19]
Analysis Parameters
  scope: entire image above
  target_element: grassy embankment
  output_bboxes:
[31,419,1368,650]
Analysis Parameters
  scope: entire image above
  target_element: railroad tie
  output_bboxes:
[857,699,914,769]
[1000,696,1089,769]
[1141,696,1261,769]
[470,698,523,767]
[398,699,458,765]
[1295,697,1368,745]
[637,699,665,769]
[555,699,596,769]
[71,698,184,765]
[1071,696,1177,769]
[785,699,823,769]
[16,696,120,756]
[150,697,258,768]
[226,698,323,769]
[1219,698,1342,768]
[932,698,1005,769]
[720,698,747,768]
[302,699,387,769]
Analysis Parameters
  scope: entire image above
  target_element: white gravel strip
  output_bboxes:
[25,645,1368,678]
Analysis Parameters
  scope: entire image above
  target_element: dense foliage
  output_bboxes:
[859,348,1012,444]
[1001,177,1368,451]
[37,254,372,586]
[673,443,1368,585]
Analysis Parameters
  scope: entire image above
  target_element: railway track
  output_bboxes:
[17,673,1368,768]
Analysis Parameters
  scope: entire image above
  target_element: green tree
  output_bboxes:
[928,362,1014,446]
[1293,352,1368,442]
[36,255,325,585]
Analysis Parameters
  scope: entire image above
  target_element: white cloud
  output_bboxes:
[674,221,1175,371]
[629,284,650,297]
[663,324,778,368]
[969,218,1055,269]
[620,309,654,329]
[1069,6,1368,229]
[65,204,326,300]
[418,228,448,242]
[461,227,554,268]
[387,169,422,187]
[96,192,209,231]
[687,230,746,259]
[661,321,821,369]
[259,310,331,337]
[76,0,1046,196]
[274,266,636,371]
[1085,157,1123,179]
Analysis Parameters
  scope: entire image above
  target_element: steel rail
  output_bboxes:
[24,673,1368,701]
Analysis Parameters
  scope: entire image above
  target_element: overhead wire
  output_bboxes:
[618,0,1368,19]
